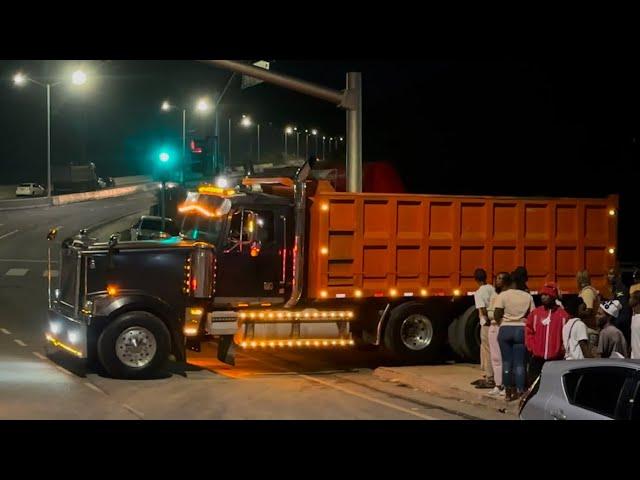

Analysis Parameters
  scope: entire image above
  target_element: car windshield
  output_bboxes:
[141,219,166,231]
[180,214,224,244]
[19,183,31,187]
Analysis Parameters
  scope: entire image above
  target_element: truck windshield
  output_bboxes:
[180,214,224,244]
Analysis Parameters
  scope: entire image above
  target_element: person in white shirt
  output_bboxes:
[472,268,496,389]
[630,291,640,359]
[562,296,592,360]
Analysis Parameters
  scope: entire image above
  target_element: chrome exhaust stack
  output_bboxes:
[284,157,317,308]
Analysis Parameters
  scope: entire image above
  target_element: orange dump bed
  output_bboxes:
[307,192,619,299]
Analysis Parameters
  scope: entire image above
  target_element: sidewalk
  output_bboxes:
[373,363,520,418]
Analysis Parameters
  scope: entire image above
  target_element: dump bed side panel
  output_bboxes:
[307,193,618,299]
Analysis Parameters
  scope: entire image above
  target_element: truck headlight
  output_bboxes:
[49,321,62,335]
[67,330,80,344]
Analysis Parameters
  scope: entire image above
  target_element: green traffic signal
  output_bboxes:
[159,152,170,162]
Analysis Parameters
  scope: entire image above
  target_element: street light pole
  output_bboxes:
[228,118,232,167]
[182,109,186,185]
[257,124,261,165]
[284,131,288,159]
[46,83,52,198]
[322,136,325,161]
[296,131,300,159]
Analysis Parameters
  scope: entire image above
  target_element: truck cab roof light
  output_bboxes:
[107,285,118,296]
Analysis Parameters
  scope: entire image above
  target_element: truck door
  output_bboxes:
[215,206,288,305]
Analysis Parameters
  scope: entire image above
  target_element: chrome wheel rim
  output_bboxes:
[115,326,157,368]
[400,314,433,351]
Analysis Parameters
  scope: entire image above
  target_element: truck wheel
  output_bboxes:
[454,306,481,362]
[447,315,466,359]
[97,311,171,379]
[384,302,445,363]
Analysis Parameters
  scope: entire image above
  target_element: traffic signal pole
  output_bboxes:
[200,60,362,192]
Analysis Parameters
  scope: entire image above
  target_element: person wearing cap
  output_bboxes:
[525,282,569,383]
[597,300,629,358]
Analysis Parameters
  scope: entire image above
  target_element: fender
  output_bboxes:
[89,291,186,361]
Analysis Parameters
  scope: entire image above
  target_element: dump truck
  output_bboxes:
[46,159,619,378]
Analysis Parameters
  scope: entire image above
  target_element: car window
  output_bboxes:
[20,183,31,187]
[631,381,640,420]
[254,211,274,244]
[564,367,635,418]
[141,219,163,231]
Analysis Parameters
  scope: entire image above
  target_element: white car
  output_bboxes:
[16,183,46,197]
[130,216,179,240]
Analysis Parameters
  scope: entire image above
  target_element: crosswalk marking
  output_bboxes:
[42,270,59,277]
[5,268,29,276]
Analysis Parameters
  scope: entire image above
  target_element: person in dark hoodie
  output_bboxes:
[525,282,569,382]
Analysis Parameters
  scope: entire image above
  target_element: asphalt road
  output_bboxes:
[0,195,503,420]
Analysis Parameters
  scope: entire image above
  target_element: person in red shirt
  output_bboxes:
[525,282,569,382]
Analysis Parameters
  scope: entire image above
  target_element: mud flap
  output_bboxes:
[217,335,236,366]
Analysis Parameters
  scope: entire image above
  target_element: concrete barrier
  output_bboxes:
[51,182,158,206]
[113,175,152,186]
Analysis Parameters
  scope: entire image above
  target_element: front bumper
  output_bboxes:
[46,309,88,359]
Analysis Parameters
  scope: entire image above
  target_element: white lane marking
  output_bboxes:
[298,374,436,420]
[0,230,19,240]
[55,365,74,376]
[84,382,106,395]
[0,259,56,263]
[14,339,27,347]
[5,268,29,276]
[238,351,434,420]
[42,270,59,277]
[32,352,47,360]
[1,328,11,335]
[122,404,144,418]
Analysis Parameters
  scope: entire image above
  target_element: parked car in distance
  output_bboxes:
[16,183,46,197]
[519,359,640,420]
[130,216,179,240]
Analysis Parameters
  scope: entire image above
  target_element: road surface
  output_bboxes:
[0,195,505,420]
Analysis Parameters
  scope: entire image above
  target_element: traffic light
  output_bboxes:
[159,152,170,163]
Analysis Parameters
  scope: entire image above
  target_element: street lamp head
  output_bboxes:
[285,126,293,134]
[293,127,297,131]
[339,137,344,141]
[311,129,318,135]
[13,72,27,86]
[159,152,170,162]
[241,115,252,128]
[161,100,171,111]
[196,99,210,113]
[323,136,326,140]
[71,70,87,86]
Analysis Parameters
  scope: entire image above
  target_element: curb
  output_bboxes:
[373,366,520,416]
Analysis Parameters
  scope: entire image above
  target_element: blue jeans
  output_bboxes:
[498,325,526,391]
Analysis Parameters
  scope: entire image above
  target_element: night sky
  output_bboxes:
[0,59,638,261]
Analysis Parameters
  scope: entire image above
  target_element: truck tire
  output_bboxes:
[383,302,445,363]
[447,315,466,359]
[453,306,481,362]
[97,311,171,379]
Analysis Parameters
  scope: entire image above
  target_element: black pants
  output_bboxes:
[528,356,546,385]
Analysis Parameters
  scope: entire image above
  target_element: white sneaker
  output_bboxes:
[487,386,501,396]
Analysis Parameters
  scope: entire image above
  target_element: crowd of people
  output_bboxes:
[471,266,640,402]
